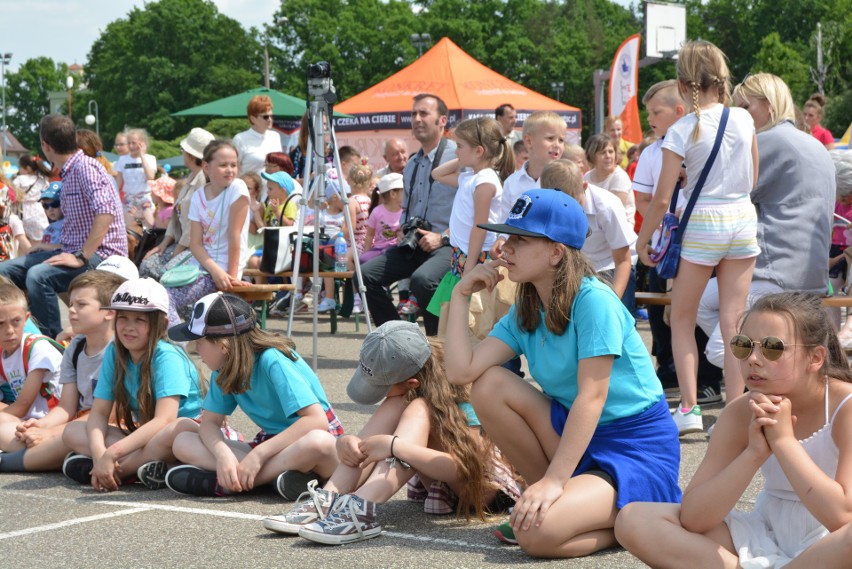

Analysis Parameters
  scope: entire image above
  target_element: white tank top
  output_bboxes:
[762,380,852,501]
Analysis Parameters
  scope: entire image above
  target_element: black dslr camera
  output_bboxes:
[398,217,432,251]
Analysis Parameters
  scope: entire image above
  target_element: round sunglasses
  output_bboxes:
[729,334,816,361]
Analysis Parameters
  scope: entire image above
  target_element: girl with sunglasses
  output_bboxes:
[617,291,852,568]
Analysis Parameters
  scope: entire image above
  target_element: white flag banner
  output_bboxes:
[609,34,641,118]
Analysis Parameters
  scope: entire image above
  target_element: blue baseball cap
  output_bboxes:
[479,189,588,249]
[41,181,62,201]
[260,170,295,194]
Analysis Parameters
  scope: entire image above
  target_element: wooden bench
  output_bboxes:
[243,269,356,334]
[636,291,852,308]
[229,283,295,329]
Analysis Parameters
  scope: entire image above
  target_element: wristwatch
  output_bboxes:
[441,233,450,247]
[74,250,88,265]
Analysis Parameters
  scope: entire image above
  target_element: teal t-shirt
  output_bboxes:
[203,347,331,435]
[490,277,662,424]
[93,340,203,420]
[24,318,40,335]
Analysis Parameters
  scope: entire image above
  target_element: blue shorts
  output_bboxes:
[550,396,682,508]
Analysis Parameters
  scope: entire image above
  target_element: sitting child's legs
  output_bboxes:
[615,502,738,569]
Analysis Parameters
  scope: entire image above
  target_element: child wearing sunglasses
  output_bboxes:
[28,182,64,254]
[617,291,852,568]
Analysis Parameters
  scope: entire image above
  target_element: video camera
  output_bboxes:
[306,61,336,103]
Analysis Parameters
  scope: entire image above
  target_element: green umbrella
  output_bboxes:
[171,87,349,118]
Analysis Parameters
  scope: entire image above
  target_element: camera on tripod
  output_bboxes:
[306,61,336,103]
[398,217,432,251]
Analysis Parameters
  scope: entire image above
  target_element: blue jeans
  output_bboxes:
[0,250,101,338]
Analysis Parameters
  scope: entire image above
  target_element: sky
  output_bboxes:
[1,0,634,73]
[0,0,279,73]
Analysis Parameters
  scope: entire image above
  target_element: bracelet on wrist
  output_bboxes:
[385,435,411,470]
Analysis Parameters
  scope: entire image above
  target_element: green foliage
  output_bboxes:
[202,118,250,139]
[148,138,181,161]
[4,57,70,152]
[269,0,418,100]
[84,0,262,146]
[10,0,851,153]
[824,91,852,137]
[753,33,811,103]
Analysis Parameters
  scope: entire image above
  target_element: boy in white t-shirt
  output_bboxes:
[633,80,686,217]
[490,111,566,258]
[0,283,64,453]
[0,271,126,472]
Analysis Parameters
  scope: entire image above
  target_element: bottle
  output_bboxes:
[334,232,348,272]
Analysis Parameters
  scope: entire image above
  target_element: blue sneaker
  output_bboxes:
[634,308,649,321]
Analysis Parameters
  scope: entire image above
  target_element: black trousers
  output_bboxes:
[359,244,453,336]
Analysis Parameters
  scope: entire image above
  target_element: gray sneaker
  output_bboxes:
[263,480,338,535]
[298,494,381,545]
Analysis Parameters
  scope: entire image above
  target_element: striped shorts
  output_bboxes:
[680,198,759,266]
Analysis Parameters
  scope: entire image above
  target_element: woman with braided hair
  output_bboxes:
[637,40,759,435]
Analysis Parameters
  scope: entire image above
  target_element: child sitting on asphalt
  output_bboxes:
[262,320,521,545]
[0,269,126,472]
[161,292,343,498]
[0,284,64,453]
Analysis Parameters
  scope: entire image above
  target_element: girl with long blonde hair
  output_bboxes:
[263,320,521,545]
[636,39,760,435]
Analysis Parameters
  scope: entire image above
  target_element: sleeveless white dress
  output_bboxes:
[725,383,852,568]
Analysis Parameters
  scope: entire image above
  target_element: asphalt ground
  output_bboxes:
[1,308,762,569]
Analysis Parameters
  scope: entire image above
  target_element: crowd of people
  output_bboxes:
[1,38,852,566]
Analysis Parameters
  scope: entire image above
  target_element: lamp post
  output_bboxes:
[66,75,74,120]
[1,52,11,161]
[411,33,432,58]
[263,17,288,89]
[551,81,565,102]
[85,100,99,137]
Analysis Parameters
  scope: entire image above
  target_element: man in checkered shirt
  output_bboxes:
[0,114,127,338]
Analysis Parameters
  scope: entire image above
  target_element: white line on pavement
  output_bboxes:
[2,490,517,552]
[95,500,265,521]
[0,508,147,540]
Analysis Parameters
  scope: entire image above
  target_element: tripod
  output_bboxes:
[287,69,372,370]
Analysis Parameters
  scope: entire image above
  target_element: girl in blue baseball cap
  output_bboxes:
[444,188,681,558]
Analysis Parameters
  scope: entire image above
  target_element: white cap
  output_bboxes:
[105,278,169,314]
[377,173,403,194]
[96,255,139,281]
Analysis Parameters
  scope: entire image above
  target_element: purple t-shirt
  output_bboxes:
[367,204,402,250]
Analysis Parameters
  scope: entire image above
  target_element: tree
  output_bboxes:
[4,57,70,152]
[268,0,418,101]
[85,0,263,145]
[753,33,811,103]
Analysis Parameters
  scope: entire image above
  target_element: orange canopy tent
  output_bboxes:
[333,38,581,166]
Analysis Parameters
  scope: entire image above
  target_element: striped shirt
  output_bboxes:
[59,150,127,257]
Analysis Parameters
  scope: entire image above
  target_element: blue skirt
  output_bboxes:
[550,396,682,508]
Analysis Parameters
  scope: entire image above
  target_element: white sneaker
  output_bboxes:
[673,405,703,436]
[316,297,337,313]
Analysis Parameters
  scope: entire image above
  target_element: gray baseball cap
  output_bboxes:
[347,321,432,405]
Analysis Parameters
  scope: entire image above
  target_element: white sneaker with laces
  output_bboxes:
[673,405,703,436]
